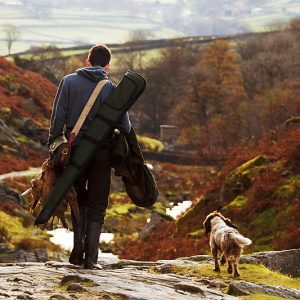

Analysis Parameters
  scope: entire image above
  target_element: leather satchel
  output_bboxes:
[49,79,108,169]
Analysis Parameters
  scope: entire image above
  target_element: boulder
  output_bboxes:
[251,249,300,277]
[228,281,300,299]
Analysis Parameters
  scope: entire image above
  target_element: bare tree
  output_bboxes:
[4,24,21,55]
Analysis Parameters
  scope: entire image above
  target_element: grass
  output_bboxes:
[106,202,137,217]
[241,295,287,300]
[0,211,52,249]
[161,263,300,289]
[225,195,248,208]
[0,4,180,55]
[137,135,164,152]
[276,175,300,201]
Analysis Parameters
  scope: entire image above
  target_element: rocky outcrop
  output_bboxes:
[0,260,235,300]
[1,250,300,300]
[249,249,300,277]
[0,249,48,263]
[228,281,300,299]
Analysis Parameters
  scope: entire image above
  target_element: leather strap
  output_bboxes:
[71,79,108,137]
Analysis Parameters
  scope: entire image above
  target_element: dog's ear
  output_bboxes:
[224,218,238,229]
[203,216,212,237]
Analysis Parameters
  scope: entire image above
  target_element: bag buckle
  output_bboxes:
[62,148,68,155]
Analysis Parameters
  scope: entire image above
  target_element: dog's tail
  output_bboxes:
[234,234,252,247]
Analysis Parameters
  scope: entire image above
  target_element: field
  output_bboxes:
[1,0,300,56]
[0,3,181,55]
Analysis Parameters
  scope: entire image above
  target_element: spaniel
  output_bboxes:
[203,211,252,277]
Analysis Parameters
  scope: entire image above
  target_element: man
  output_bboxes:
[48,44,131,269]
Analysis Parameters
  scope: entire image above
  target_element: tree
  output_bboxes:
[171,40,246,157]
[131,45,194,134]
[4,24,21,55]
[116,30,152,72]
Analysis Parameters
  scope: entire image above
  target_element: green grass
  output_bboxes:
[107,202,137,217]
[241,295,287,300]
[225,195,248,208]
[162,264,300,290]
[0,4,181,55]
[0,211,50,247]
[276,175,300,201]
[137,135,164,152]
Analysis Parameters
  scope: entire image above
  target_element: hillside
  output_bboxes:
[0,56,54,173]
[117,125,300,260]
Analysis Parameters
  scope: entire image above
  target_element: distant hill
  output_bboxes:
[0,0,300,55]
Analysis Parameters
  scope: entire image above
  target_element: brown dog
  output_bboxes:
[22,159,79,229]
[203,211,252,277]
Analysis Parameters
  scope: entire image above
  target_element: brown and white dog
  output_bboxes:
[203,211,252,277]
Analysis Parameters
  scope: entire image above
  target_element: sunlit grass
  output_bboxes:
[164,263,300,289]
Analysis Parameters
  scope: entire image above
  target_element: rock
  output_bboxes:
[16,295,34,300]
[0,261,235,299]
[251,249,300,277]
[178,255,212,262]
[45,261,80,269]
[49,294,70,300]
[155,264,173,274]
[60,274,97,286]
[1,248,48,263]
[0,291,10,297]
[228,281,300,299]
[66,283,87,292]
[174,282,205,294]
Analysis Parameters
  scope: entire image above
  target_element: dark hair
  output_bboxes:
[88,44,111,67]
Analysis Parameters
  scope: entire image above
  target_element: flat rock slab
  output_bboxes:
[0,262,236,300]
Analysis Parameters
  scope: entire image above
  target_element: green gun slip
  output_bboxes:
[35,71,146,225]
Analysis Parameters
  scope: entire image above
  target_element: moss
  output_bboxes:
[225,195,248,209]
[224,156,267,198]
[1,145,18,153]
[0,211,52,249]
[137,135,164,152]
[1,107,12,114]
[107,203,137,217]
[187,229,205,238]
[241,295,286,300]
[250,208,277,229]
[159,264,300,290]
[16,135,35,144]
[227,156,267,184]
[276,175,300,201]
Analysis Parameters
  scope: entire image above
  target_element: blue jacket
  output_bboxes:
[48,66,131,146]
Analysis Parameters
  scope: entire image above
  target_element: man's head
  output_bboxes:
[86,44,111,71]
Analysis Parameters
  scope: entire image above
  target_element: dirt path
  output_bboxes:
[0,168,40,181]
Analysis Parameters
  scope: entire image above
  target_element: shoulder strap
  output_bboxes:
[69,79,108,142]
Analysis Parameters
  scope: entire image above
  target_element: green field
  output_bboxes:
[0,3,181,55]
[1,0,300,56]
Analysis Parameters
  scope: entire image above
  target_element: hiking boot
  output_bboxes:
[69,204,87,266]
[83,220,103,270]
